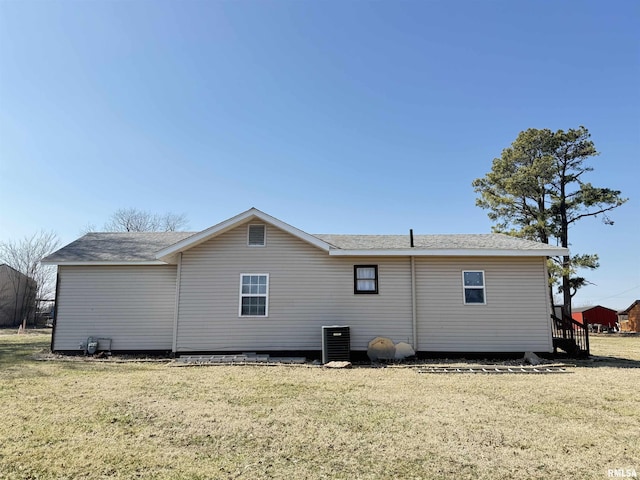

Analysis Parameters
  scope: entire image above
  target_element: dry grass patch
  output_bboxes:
[1,330,639,479]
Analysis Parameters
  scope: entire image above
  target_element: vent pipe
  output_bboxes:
[409,229,414,248]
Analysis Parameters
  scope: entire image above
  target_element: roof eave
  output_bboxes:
[328,248,569,257]
[41,260,169,266]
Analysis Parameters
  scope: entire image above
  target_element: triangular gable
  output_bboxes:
[0,264,29,279]
[619,300,640,315]
[155,208,333,262]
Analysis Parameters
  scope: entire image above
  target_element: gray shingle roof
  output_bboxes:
[43,232,196,263]
[44,230,564,264]
[315,233,562,251]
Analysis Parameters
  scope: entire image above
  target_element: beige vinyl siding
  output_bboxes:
[53,265,177,351]
[176,222,413,352]
[415,257,552,352]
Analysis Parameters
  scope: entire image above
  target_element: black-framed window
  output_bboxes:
[354,265,378,294]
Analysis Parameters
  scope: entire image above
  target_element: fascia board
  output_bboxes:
[155,208,332,261]
[155,210,256,260]
[251,209,332,252]
[41,260,168,266]
[328,248,570,257]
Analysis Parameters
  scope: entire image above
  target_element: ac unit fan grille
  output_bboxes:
[322,326,350,364]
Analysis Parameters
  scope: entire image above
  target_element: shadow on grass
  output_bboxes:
[0,338,49,367]
[0,342,54,381]
[0,335,139,380]
[572,355,640,369]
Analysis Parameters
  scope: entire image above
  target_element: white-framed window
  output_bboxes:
[247,224,266,247]
[462,270,486,304]
[239,274,269,317]
[354,265,378,294]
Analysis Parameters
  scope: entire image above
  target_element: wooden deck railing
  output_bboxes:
[551,313,590,357]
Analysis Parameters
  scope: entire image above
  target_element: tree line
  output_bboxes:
[83,208,189,233]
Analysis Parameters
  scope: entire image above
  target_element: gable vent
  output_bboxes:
[248,224,266,246]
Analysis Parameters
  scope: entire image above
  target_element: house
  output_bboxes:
[42,208,569,356]
[618,300,640,333]
[0,264,37,327]
[572,305,618,331]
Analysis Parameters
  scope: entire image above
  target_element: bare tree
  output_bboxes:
[0,231,60,330]
[103,208,189,232]
[79,222,97,235]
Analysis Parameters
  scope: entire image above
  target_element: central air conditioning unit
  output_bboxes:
[322,325,350,364]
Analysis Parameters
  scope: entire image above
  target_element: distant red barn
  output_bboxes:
[572,305,618,329]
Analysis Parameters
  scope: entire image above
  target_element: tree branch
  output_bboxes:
[567,203,624,224]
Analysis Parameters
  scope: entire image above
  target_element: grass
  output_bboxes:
[1,330,639,479]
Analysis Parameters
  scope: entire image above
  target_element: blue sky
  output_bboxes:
[0,0,638,310]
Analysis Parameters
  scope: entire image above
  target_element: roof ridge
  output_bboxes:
[84,231,197,234]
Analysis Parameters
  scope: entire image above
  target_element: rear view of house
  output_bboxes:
[43,208,569,357]
[0,264,36,327]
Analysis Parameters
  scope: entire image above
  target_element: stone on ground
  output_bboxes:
[324,361,352,369]
[367,337,396,361]
[523,351,541,366]
[394,342,416,360]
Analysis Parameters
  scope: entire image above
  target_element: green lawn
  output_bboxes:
[1,330,638,479]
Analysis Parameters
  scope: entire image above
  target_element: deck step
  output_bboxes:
[553,337,588,357]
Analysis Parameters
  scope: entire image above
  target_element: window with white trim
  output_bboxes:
[248,224,266,246]
[239,274,269,316]
[354,265,378,294]
[463,271,485,304]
